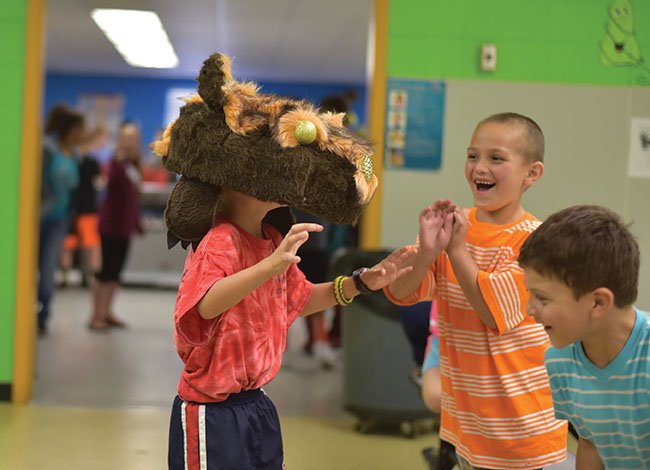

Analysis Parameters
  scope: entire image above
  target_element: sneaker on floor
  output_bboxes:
[421,441,458,470]
[422,447,437,470]
[313,341,339,369]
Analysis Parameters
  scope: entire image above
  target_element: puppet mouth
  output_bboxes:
[474,179,496,192]
[615,42,624,52]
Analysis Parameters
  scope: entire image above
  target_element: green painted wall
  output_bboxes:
[381,0,650,310]
[389,0,650,86]
[0,0,27,386]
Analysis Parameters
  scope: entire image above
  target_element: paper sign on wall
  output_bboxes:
[384,78,445,171]
[628,117,650,179]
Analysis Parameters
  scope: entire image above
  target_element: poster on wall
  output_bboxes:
[78,93,125,163]
[384,78,445,171]
[628,117,650,178]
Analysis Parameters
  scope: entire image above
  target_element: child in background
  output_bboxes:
[519,205,650,469]
[60,126,108,287]
[398,301,433,386]
[293,208,338,368]
[38,104,85,335]
[298,91,364,363]
[419,301,458,470]
[399,300,455,470]
[386,113,567,469]
[89,123,143,330]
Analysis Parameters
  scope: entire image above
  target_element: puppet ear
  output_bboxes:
[164,177,221,247]
[197,53,234,112]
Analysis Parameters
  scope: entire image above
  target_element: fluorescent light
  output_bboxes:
[91,9,179,69]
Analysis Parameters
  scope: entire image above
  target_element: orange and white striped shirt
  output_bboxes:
[386,208,567,469]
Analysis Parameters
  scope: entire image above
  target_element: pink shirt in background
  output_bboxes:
[98,159,141,239]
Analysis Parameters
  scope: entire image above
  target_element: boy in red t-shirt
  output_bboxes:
[156,52,415,470]
[169,191,411,469]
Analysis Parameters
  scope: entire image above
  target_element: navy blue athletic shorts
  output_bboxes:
[168,389,284,470]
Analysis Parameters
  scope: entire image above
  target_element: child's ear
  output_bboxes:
[524,161,544,188]
[590,287,615,320]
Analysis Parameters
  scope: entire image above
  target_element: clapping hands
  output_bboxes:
[418,199,467,257]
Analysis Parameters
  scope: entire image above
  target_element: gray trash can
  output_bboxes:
[331,249,434,437]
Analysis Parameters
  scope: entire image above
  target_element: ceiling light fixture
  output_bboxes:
[91,9,179,69]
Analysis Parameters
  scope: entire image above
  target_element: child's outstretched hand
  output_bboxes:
[266,223,323,276]
[359,246,416,291]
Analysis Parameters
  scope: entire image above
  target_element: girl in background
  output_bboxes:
[89,123,142,331]
[38,104,86,335]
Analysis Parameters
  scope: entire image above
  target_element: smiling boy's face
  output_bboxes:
[465,122,542,223]
[523,268,594,349]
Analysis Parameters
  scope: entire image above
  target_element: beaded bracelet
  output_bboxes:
[337,276,353,305]
[333,275,353,306]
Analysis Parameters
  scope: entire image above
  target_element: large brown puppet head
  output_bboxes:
[152,52,378,248]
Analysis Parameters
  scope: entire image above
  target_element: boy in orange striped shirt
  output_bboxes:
[386,113,567,469]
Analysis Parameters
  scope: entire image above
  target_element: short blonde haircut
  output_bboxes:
[477,112,545,163]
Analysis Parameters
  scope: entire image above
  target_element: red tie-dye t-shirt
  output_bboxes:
[174,218,314,403]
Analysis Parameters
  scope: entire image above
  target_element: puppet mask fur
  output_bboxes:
[152,53,378,247]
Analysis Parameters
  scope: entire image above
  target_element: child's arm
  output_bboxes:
[301,246,414,316]
[386,202,454,302]
[446,210,497,329]
[197,223,323,319]
[576,437,604,470]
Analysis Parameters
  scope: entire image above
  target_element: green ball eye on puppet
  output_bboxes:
[361,155,374,182]
[294,120,317,144]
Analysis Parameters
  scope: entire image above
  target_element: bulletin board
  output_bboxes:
[384,78,446,171]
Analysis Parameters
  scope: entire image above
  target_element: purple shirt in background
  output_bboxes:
[99,159,142,240]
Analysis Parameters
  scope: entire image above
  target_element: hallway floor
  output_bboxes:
[1,286,575,469]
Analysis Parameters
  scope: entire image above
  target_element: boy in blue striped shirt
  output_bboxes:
[519,205,650,470]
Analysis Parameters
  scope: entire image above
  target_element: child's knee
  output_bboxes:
[421,368,441,413]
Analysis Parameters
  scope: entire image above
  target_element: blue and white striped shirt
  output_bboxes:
[546,309,650,469]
